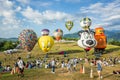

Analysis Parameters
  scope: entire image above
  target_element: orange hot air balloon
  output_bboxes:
[94,27,107,53]
[53,29,63,41]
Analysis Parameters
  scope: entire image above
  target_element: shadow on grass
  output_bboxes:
[48,49,84,55]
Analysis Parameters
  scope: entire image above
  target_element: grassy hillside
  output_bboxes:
[0,42,120,80]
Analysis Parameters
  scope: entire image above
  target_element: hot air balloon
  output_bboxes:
[80,17,92,30]
[18,29,37,52]
[77,30,97,51]
[41,29,49,36]
[78,17,97,56]
[53,29,63,41]
[65,21,73,31]
[94,27,107,54]
[38,36,54,52]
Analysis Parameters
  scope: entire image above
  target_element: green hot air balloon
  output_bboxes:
[65,21,74,31]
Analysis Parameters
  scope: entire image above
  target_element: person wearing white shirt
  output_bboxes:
[17,57,25,77]
[51,58,55,73]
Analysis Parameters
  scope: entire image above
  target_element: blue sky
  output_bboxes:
[0,0,120,38]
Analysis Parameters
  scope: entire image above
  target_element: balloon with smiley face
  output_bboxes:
[38,36,54,52]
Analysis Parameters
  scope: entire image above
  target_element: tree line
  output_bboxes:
[0,41,19,51]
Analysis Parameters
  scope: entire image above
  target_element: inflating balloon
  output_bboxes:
[18,29,37,52]
[38,36,54,52]
[65,21,73,31]
[80,17,91,30]
[41,29,49,36]
[94,27,107,54]
[53,29,63,41]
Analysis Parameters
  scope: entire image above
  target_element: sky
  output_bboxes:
[0,0,120,38]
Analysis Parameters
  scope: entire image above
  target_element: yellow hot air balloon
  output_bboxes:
[38,36,54,52]
[65,21,74,31]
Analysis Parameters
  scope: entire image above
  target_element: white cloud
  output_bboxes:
[21,6,73,24]
[17,0,30,4]
[38,2,53,7]
[43,10,71,20]
[80,0,120,30]
[0,0,23,38]
[16,6,22,12]
[103,15,120,21]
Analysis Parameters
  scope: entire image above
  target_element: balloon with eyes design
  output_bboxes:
[38,36,54,52]
[94,27,107,54]
[77,30,97,52]
[80,17,92,30]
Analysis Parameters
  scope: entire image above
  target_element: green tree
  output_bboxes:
[3,41,14,50]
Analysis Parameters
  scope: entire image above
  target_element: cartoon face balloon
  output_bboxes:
[53,29,63,41]
[18,29,37,52]
[41,29,49,36]
[80,17,92,30]
[65,21,73,31]
[38,36,54,52]
[77,30,97,51]
[95,27,105,35]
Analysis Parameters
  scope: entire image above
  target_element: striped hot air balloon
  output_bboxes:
[53,29,63,41]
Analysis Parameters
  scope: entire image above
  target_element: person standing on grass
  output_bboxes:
[61,60,65,72]
[17,57,25,77]
[51,58,56,73]
[96,58,103,79]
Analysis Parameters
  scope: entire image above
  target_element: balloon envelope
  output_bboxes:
[41,29,49,36]
[77,30,97,51]
[94,27,107,49]
[53,29,63,41]
[38,36,54,52]
[80,17,92,30]
[65,21,73,31]
[18,29,37,52]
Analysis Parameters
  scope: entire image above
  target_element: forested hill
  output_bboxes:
[63,30,120,41]
[0,38,18,42]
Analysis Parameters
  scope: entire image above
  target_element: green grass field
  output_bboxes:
[0,42,120,80]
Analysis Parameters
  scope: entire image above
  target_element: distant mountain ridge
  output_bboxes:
[0,30,120,42]
[63,30,120,41]
[0,38,18,42]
